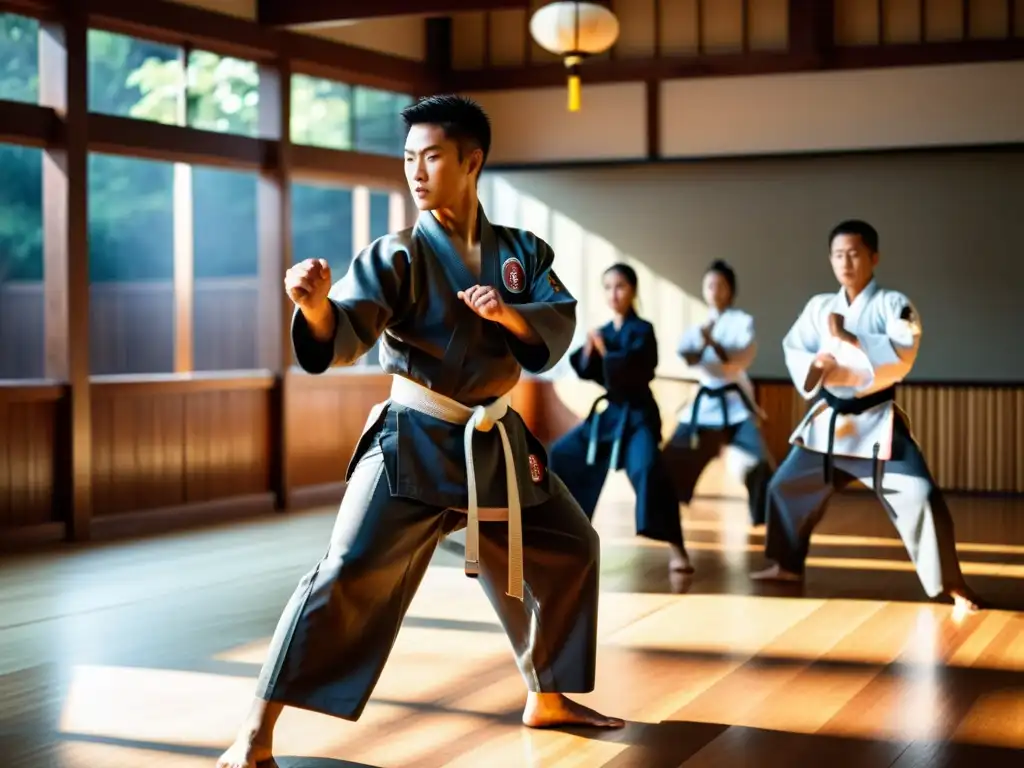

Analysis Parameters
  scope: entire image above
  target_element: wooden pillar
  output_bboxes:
[39,2,91,541]
[257,57,293,510]
[788,0,835,63]
[645,79,660,161]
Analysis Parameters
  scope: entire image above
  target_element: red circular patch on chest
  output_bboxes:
[502,258,526,294]
[528,454,544,483]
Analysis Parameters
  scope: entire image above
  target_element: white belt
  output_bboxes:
[389,375,524,601]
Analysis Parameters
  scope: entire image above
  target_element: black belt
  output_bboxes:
[687,383,760,449]
[585,394,643,471]
[814,385,896,483]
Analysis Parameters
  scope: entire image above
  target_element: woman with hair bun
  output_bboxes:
[664,260,774,526]
[549,262,692,574]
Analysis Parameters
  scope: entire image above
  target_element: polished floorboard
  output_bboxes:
[1,478,1023,767]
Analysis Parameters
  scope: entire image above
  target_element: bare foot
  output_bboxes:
[749,563,802,582]
[950,588,985,615]
[522,692,625,729]
[216,733,273,768]
[668,544,694,574]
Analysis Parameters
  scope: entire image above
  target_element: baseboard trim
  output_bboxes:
[0,522,66,550]
[287,481,347,510]
[90,492,276,541]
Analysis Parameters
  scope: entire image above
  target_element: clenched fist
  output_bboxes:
[457,285,507,323]
[285,258,332,312]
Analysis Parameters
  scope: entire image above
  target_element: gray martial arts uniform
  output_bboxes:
[764,279,967,598]
[253,209,599,721]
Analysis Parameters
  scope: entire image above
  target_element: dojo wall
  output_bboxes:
[483,151,1023,383]
[465,60,1024,383]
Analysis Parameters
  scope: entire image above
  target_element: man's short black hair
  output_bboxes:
[401,94,491,169]
[829,219,879,252]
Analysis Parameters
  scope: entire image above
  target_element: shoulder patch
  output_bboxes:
[546,270,563,293]
[899,305,915,322]
[501,256,526,294]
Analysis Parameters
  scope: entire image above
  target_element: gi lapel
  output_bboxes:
[413,209,498,395]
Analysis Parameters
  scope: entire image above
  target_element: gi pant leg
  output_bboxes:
[256,444,603,720]
[474,471,600,693]
[764,418,966,599]
[729,420,775,526]
[849,420,966,598]
[547,422,610,520]
[622,427,684,547]
[662,423,722,504]
[255,442,450,720]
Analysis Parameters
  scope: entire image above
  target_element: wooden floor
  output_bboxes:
[2,480,1023,767]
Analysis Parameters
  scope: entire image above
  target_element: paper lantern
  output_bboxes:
[529,2,620,112]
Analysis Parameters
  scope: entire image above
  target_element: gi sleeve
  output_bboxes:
[677,326,705,363]
[505,236,578,374]
[291,237,411,373]
[782,296,829,399]
[700,313,757,378]
[602,324,658,390]
[569,342,605,385]
[832,292,921,392]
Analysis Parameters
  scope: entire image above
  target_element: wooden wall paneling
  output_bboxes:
[748,0,790,49]
[969,0,1013,38]
[451,11,486,70]
[0,386,62,533]
[489,8,527,67]
[285,371,393,494]
[39,3,90,541]
[883,0,925,42]
[659,0,701,56]
[89,376,274,517]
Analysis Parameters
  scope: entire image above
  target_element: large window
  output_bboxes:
[88,30,181,124]
[290,74,412,156]
[193,166,259,372]
[290,74,352,151]
[87,30,259,136]
[1,18,412,380]
[292,181,389,368]
[369,191,392,240]
[353,87,413,156]
[0,144,44,379]
[88,153,175,375]
[186,50,259,136]
[0,13,38,105]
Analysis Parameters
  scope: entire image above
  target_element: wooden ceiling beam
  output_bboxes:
[256,0,527,27]
[443,38,1024,91]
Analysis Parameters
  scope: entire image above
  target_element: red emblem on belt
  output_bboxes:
[502,257,526,294]
[528,454,544,483]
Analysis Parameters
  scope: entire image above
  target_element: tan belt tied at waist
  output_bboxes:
[389,375,524,601]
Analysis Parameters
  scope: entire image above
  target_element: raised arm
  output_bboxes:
[677,325,706,367]
[700,314,757,378]
[680,314,757,378]
[290,238,411,374]
[568,333,605,384]
[782,296,829,399]
[827,292,921,392]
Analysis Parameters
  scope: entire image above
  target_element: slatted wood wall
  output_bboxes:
[756,379,1024,493]
[1,374,1020,545]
